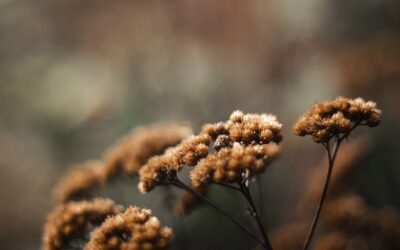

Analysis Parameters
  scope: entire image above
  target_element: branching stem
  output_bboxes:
[171,178,263,245]
[240,183,273,250]
[302,123,359,250]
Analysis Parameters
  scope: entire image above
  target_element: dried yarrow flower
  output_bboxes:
[293,97,381,143]
[138,134,211,193]
[103,123,192,180]
[190,143,279,189]
[228,112,282,144]
[43,199,121,250]
[138,110,282,193]
[53,160,104,203]
[85,207,173,250]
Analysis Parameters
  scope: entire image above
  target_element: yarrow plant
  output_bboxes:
[42,97,386,250]
[293,97,382,250]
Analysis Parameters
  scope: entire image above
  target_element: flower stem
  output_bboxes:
[302,123,359,250]
[302,137,345,249]
[240,183,273,250]
[171,179,263,245]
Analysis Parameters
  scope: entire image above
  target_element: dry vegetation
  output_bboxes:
[41,97,398,250]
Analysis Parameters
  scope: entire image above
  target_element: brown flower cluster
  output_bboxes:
[293,97,381,143]
[53,161,104,203]
[43,199,122,250]
[227,111,283,144]
[53,123,191,202]
[103,123,192,179]
[85,207,173,250]
[138,110,282,193]
[138,134,211,193]
[323,194,400,249]
[191,143,277,188]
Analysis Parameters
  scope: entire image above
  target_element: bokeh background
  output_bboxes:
[1,0,400,249]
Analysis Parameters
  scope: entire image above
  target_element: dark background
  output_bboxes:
[0,1,399,249]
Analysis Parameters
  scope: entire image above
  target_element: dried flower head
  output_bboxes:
[138,134,211,193]
[138,110,282,193]
[43,199,121,250]
[227,111,283,144]
[85,207,173,250]
[103,123,192,180]
[53,160,104,203]
[293,97,381,143]
[190,143,278,189]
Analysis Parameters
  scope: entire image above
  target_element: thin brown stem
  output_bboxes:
[240,183,273,250]
[303,123,360,250]
[171,179,263,245]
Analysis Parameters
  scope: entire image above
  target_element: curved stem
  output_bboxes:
[241,184,273,250]
[303,139,341,250]
[257,175,265,222]
[172,179,263,245]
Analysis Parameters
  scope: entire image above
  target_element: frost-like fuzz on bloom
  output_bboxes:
[138,134,211,193]
[103,123,192,180]
[53,161,104,203]
[293,97,382,143]
[227,111,283,144]
[138,110,282,193]
[190,143,279,189]
[42,199,121,250]
[85,207,173,250]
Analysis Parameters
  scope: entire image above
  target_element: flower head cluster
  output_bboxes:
[293,97,381,143]
[190,143,279,188]
[43,199,121,250]
[138,134,211,193]
[53,161,104,203]
[227,110,283,144]
[85,207,173,250]
[138,110,282,193]
[103,123,192,179]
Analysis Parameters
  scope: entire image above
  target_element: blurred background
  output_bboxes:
[1,0,400,249]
